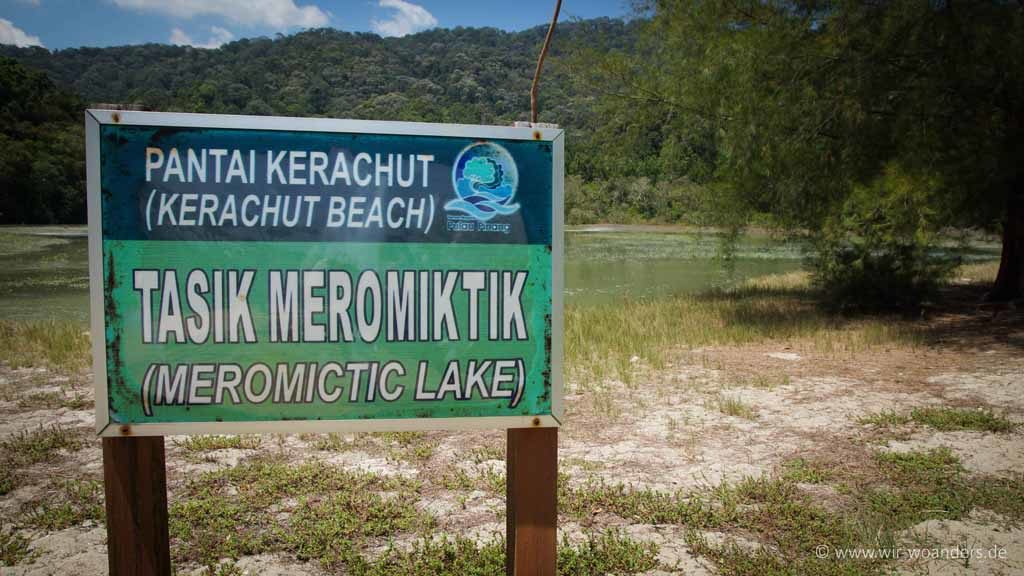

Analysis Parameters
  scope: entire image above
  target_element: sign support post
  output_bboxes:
[506,426,558,576]
[102,436,171,576]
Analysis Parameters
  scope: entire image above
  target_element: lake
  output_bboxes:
[565,226,805,305]
[0,228,91,325]
[0,225,998,323]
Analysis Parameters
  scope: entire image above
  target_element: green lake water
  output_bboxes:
[0,228,91,325]
[564,227,805,305]
[0,225,999,323]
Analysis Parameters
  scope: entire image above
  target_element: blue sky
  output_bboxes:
[1,0,629,50]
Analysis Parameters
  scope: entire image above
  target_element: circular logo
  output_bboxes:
[447,142,520,221]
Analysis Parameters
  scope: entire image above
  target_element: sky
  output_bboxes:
[0,0,629,51]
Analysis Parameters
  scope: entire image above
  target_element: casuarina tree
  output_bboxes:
[580,0,1024,305]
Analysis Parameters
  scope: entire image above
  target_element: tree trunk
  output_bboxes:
[989,180,1024,301]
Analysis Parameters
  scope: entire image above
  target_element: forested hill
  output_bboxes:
[0,57,85,223]
[2,19,635,144]
[0,19,639,224]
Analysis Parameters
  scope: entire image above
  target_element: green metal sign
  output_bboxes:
[86,111,563,436]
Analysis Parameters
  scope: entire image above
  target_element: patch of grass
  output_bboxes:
[0,470,12,496]
[566,272,924,383]
[558,530,660,574]
[691,476,891,576]
[310,432,355,451]
[307,432,436,461]
[376,431,436,461]
[173,435,262,452]
[717,476,847,543]
[560,479,717,526]
[21,479,105,530]
[859,407,1015,433]
[554,448,1016,576]
[875,448,964,485]
[17,390,91,411]
[971,474,1024,521]
[555,454,970,575]
[716,393,757,420]
[865,448,972,528]
[781,458,832,484]
[686,529,885,576]
[858,411,912,427]
[357,537,505,575]
[0,425,82,469]
[439,465,505,496]
[376,431,425,445]
[196,561,245,576]
[439,468,475,492]
[170,457,431,568]
[850,448,1023,535]
[0,524,33,567]
[0,320,91,372]
[563,457,605,473]
[469,445,505,464]
[288,491,427,569]
[478,467,505,495]
[748,373,790,390]
[359,531,658,576]
[62,394,92,410]
[908,407,1015,433]
[577,381,622,418]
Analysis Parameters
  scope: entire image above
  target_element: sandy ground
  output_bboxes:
[2,313,1023,575]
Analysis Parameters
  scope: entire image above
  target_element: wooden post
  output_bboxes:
[506,426,557,576]
[102,436,171,576]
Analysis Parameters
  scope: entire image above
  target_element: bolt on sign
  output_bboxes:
[86,111,564,435]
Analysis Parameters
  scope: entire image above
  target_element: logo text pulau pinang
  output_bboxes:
[444,142,519,234]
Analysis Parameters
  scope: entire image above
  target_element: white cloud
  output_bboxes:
[113,0,328,30]
[170,26,235,49]
[371,0,437,37]
[0,18,44,47]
